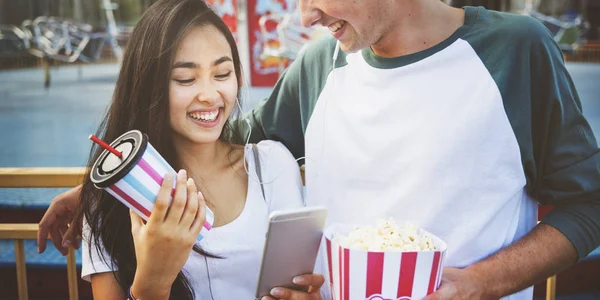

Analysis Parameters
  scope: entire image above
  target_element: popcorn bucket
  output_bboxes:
[90,130,214,241]
[325,223,447,300]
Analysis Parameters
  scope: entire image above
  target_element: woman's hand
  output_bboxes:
[262,274,325,300]
[129,169,206,299]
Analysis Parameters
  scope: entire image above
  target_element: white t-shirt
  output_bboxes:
[81,141,305,299]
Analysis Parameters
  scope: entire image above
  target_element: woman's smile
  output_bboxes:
[188,108,222,128]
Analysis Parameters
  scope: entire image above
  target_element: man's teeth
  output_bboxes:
[190,110,219,122]
[328,21,345,33]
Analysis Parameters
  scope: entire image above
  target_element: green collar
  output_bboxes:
[362,6,480,69]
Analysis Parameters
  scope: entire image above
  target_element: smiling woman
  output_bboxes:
[169,25,238,143]
[69,0,324,299]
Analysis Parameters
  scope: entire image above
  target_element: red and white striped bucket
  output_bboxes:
[325,223,447,300]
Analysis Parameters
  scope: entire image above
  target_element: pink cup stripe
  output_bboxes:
[203,221,212,231]
[343,248,350,300]
[326,239,333,286]
[427,252,442,294]
[366,252,385,297]
[138,157,163,185]
[397,252,417,298]
[138,158,176,196]
[109,185,151,218]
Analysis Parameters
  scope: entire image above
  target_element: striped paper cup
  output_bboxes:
[325,223,447,300]
[90,130,214,241]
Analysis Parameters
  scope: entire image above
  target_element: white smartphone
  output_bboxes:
[255,206,328,299]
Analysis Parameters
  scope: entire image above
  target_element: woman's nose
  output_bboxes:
[195,80,220,105]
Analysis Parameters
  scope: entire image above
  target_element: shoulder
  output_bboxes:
[464,7,557,51]
[252,141,304,209]
[252,140,302,180]
[254,140,297,165]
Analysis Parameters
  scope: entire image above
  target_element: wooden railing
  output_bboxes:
[0,167,86,188]
[0,167,85,300]
[0,167,556,300]
[0,224,79,300]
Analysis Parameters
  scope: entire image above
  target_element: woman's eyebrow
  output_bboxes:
[212,56,232,67]
[172,61,197,69]
[172,56,232,69]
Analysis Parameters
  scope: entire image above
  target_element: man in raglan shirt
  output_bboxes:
[38,0,600,299]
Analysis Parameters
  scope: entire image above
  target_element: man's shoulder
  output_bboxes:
[465,7,555,49]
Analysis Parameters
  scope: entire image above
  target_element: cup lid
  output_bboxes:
[90,130,148,188]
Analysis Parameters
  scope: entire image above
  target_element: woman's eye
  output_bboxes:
[174,78,194,85]
[215,71,231,80]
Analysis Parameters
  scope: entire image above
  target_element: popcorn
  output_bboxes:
[325,222,447,300]
[332,219,436,252]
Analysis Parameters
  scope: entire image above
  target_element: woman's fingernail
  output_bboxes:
[62,240,71,248]
[292,276,305,284]
[178,169,186,178]
[164,173,173,180]
[270,288,284,297]
[261,297,269,300]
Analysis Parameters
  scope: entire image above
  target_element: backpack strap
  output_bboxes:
[251,144,266,201]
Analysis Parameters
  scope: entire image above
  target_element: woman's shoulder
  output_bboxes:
[251,141,305,209]
[253,140,297,165]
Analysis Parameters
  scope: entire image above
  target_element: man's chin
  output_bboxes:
[338,40,365,54]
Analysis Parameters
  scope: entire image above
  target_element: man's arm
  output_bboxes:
[473,224,577,297]
[428,16,600,299]
[37,184,83,254]
[425,224,577,299]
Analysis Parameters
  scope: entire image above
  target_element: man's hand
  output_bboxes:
[261,274,325,300]
[427,224,577,299]
[423,268,495,300]
[37,185,83,255]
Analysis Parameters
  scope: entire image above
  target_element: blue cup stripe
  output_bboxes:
[146,144,174,174]
[123,173,158,204]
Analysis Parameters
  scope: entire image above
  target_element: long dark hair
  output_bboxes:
[78,0,242,298]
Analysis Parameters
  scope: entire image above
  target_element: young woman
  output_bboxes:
[77,0,324,299]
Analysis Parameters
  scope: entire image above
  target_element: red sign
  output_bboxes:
[247,0,296,86]
[206,0,238,38]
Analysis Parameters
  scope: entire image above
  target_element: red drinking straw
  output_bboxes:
[89,134,122,158]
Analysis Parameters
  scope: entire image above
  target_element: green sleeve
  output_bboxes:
[526,19,600,259]
[242,65,304,158]
[238,37,340,159]
[464,9,600,259]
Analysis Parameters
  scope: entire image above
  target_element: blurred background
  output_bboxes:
[0,0,599,299]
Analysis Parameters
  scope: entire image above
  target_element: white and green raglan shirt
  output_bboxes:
[243,6,600,299]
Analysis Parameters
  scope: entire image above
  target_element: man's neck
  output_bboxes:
[371,0,465,58]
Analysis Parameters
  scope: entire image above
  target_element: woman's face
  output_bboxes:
[169,24,238,146]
